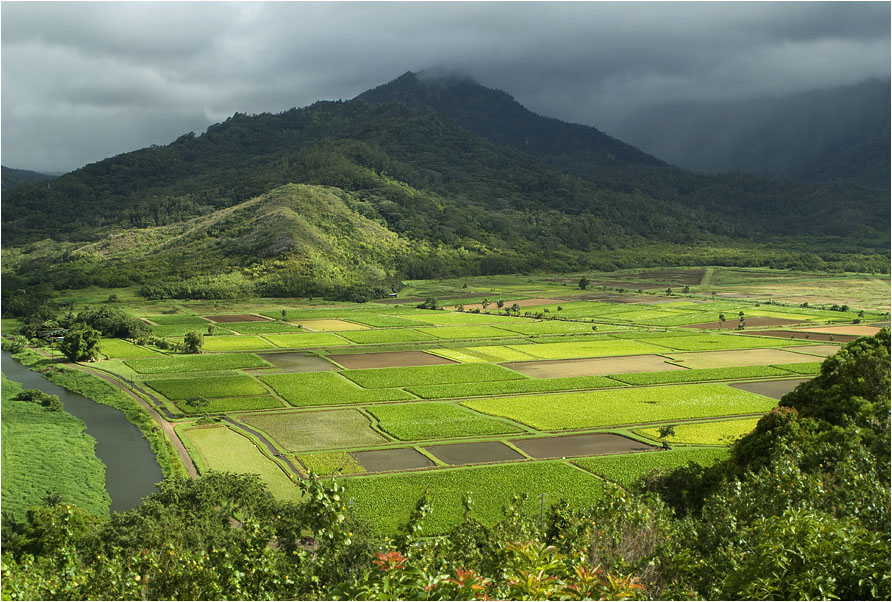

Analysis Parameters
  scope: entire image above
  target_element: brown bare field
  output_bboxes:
[683,317,806,330]
[350,448,433,473]
[294,319,370,331]
[205,314,270,323]
[784,345,841,357]
[424,441,525,465]
[740,330,858,343]
[730,378,810,399]
[510,433,656,459]
[446,298,569,311]
[328,351,456,370]
[667,348,818,370]
[503,354,684,378]
[257,353,337,372]
[794,325,883,336]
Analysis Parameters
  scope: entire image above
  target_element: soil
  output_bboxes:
[784,344,841,357]
[739,330,858,343]
[424,441,525,465]
[510,433,656,459]
[294,319,369,331]
[667,348,816,370]
[729,378,810,399]
[255,353,337,372]
[794,325,883,336]
[205,314,271,323]
[350,448,433,473]
[683,317,806,330]
[502,354,684,378]
[328,351,456,370]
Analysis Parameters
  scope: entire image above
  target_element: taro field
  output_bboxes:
[83,274,888,534]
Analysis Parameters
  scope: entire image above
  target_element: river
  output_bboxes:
[1,350,162,513]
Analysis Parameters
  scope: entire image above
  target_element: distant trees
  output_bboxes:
[59,325,101,362]
[578,277,589,290]
[183,331,204,354]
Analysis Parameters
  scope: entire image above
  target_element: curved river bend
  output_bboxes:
[2,350,162,513]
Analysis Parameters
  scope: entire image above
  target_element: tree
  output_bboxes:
[665,288,672,296]
[657,424,676,449]
[578,277,589,290]
[280,309,287,321]
[59,325,101,362]
[481,298,490,310]
[184,330,204,354]
[718,313,725,323]
[510,303,520,315]
[496,299,504,309]
[207,324,216,336]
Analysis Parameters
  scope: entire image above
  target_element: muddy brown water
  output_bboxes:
[257,353,337,372]
[1,351,163,512]
[510,433,656,459]
[351,448,433,472]
[328,351,456,370]
[424,441,525,465]
[729,378,810,400]
[204,314,270,323]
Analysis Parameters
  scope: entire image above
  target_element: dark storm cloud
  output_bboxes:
[2,1,889,173]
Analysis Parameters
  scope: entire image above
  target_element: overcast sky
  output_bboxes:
[2,1,889,173]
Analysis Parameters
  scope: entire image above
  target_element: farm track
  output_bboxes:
[222,417,305,479]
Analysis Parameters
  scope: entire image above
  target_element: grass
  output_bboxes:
[222,321,304,334]
[400,312,527,326]
[406,375,625,399]
[173,395,282,414]
[457,345,542,362]
[644,334,809,352]
[368,403,524,440]
[344,461,605,535]
[146,375,267,400]
[336,329,439,344]
[143,314,209,325]
[343,314,430,327]
[416,325,521,340]
[634,418,760,446]
[125,353,270,374]
[341,363,526,389]
[574,447,730,487]
[181,426,301,501]
[260,372,416,406]
[99,338,163,359]
[508,339,669,360]
[151,324,218,337]
[238,409,387,451]
[462,384,777,430]
[202,336,276,352]
[772,362,823,375]
[608,365,792,385]
[494,321,607,335]
[1,373,110,518]
[263,333,351,348]
[297,451,366,476]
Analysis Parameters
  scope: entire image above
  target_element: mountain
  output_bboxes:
[2,166,56,190]
[2,71,889,304]
[608,79,891,188]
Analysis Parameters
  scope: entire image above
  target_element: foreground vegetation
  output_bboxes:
[2,329,888,600]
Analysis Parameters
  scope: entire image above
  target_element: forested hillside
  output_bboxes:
[2,72,888,304]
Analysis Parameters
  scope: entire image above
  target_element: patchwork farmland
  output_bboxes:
[79,271,888,534]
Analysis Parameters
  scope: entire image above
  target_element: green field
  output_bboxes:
[609,365,793,385]
[462,384,776,430]
[260,372,415,406]
[341,363,526,389]
[495,320,608,335]
[150,324,218,337]
[368,402,524,440]
[336,329,439,344]
[399,312,526,326]
[181,426,301,501]
[174,395,282,414]
[415,325,521,340]
[222,321,305,334]
[635,418,760,445]
[125,353,270,374]
[344,461,605,534]
[144,314,210,325]
[406,375,625,399]
[146,375,267,399]
[262,333,351,348]
[508,339,670,359]
[202,335,276,351]
[99,338,163,359]
[646,334,809,352]
[575,447,730,487]
[1,374,111,518]
[297,451,366,476]
[239,409,387,451]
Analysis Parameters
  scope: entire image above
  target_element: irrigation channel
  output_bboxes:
[1,350,163,513]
